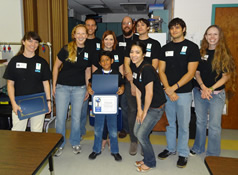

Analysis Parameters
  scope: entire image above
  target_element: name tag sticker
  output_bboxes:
[132,72,137,79]
[16,62,27,69]
[119,42,126,47]
[145,52,151,57]
[202,55,209,61]
[165,51,174,57]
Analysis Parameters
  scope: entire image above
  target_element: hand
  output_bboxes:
[168,93,179,102]
[46,101,52,114]
[87,87,94,96]
[84,91,89,101]
[141,111,147,123]
[117,87,124,95]
[200,86,212,100]
[12,103,22,115]
[136,109,143,123]
[165,86,175,96]
[52,85,56,98]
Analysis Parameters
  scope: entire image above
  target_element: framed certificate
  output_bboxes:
[15,92,48,120]
[92,95,118,115]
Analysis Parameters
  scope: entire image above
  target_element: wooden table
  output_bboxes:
[205,156,238,175]
[0,130,63,175]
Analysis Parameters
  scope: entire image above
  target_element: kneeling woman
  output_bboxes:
[130,41,166,172]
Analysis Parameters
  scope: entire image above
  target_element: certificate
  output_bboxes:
[15,92,48,120]
[92,95,118,115]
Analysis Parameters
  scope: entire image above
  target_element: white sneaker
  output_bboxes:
[55,147,63,157]
[72,145,81,154]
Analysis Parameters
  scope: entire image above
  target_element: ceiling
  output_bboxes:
[68,0,166,15]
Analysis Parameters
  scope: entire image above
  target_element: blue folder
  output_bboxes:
[92,74,118,94]
[15,92,48,120]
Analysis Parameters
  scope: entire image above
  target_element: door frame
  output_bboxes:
[211,4,238,24]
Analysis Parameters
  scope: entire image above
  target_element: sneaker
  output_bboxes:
[118,130,127,138]
[54,147,63,157]
[111,153,122,161]
[189,150,196,156]
[177,156,188,168]
[72,145,81,154]
[158,149,176,160]
[129,142,138,155]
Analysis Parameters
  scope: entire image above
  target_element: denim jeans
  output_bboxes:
[125,81,137,142]
[80,98,89,136]
[93,114,119,154]
[55,84,86,147]
[134,107,164,168]
[165,92,192,157]
[192,88,225,156]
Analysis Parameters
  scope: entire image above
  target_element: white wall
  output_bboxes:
[0,0,24,55]
[174,0,238,46]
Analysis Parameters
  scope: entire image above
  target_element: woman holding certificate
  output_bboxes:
[130,41,166,172]
[53,24,91,157]
[3,31,51,132]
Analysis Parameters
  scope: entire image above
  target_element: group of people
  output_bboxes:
[3,15,236,173]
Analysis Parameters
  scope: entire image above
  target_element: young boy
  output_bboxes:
[88,51,124,161]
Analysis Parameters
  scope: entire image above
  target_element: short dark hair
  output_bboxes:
[99,50,113,62]
[85,17,97,25]
[136,18,150,27]
[168,18,187,36]
[130,41,146,55]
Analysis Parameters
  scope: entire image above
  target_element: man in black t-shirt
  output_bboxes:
[158,18,200,168]
[80,18,101,139]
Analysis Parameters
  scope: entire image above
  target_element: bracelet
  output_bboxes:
[176,83,179,89]
[209,87,214,91]
[47,99,51,102]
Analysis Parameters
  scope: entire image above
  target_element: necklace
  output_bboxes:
[77,47,85,56]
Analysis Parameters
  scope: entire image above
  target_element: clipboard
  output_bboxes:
[15,92,48,120]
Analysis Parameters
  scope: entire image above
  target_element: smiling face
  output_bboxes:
[136,21,149,36]
[23,38,39,54]
[103,34,114,51]
[169,24,185,42]
[130,45,144,67]
[99,55,113,71]
[85,19,97,36]
[74,26,87,47]
[205,26,219,49]
[122,16,133,37]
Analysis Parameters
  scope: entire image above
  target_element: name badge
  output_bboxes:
[35,63,41,72]
[114,55,119,62]
[180,46,187,55]
[16,62,27,69]
[119,42,126,47]
[146,43,152,52]
[96,43,100,50]
[132,72,137,79]
[165,51,174,57]
[84,52,88,60]
[145,52,151,57]
[202,55,209,61]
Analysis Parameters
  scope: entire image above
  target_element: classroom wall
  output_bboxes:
[0,0,24,54]
[173,0,238,46]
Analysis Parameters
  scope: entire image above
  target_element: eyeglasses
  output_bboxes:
[122,22,132,26]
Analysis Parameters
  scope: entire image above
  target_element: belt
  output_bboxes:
[151,104,165,109]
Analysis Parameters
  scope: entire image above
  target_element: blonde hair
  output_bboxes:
[200,25,237,91]
[67,24,87,63]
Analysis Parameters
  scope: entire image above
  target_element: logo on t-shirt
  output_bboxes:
[96,43,100,50]
[146,43,152,52]
[201,55,209,61]
[114,55,119,62]
[132,72,137,79]
[84,52,89,60]
[35,63,41,72]
[180,46,187,55]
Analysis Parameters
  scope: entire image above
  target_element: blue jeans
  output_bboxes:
[134,107,164,168]
[192,88,225,156]
[80,98,89,136]
[93,114,119,154]
[55,84,86,147]
[165,92,192,157]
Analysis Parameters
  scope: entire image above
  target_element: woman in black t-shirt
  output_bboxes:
[3,31,51,132]
[190,25,236,156]
[53,24,91,156]
[130,41,166,172]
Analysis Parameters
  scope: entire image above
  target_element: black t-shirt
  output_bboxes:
[3,54,51,96]
[160,39,200,93]
[90,69,124,87]
[126,37,161,70]
[132,60,166,108]
[197,49,224,90]
[117,34,139,53]
[85,37,101,51]
[57,45,92,86]
[92,49,124,71]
